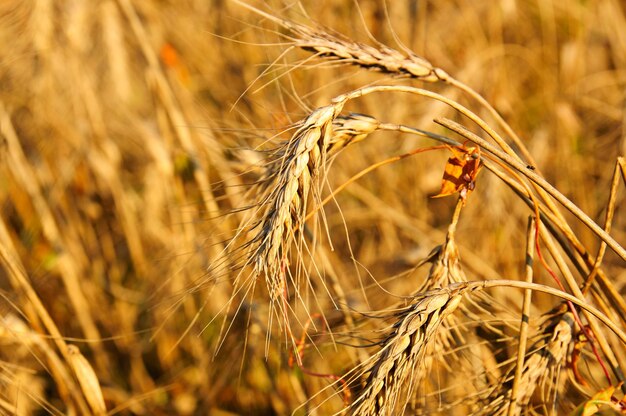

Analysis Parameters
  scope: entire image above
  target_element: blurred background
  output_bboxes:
[0,0,625,414]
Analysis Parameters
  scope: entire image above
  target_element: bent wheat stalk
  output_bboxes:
[235,1,542,168]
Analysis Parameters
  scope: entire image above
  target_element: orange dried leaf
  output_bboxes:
[432,145,482,202]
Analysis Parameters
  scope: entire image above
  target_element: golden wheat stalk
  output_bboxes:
[247,107,382,296]
[229,108,380,353]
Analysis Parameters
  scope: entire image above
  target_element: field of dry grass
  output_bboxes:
[1,0,626,415]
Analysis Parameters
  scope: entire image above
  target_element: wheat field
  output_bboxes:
[1,0,625,415]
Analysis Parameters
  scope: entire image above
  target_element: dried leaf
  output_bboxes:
[432,145,482,203]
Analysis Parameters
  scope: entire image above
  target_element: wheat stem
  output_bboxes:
[507,218,536,416]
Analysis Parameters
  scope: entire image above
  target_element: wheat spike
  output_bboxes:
[289,22,449,83]
[235,1,449,83]
[479,310,575,415]
[348,291,463,416]
[251,105,339,309]
[248,107,384,308]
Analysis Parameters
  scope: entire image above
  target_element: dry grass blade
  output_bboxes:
[507,218,536,416]
[0,313,89,415]
[0,104,105,362]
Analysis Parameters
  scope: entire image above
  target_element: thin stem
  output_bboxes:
[508,218,536,416]
[582,159,621,294]
[447,197,464,238]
